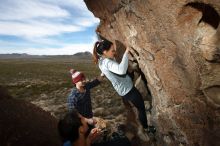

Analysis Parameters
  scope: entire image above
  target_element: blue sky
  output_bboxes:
[0,0,100,55]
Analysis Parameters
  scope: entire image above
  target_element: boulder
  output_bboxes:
[84,0,220,145]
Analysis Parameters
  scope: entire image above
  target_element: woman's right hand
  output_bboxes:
[125,47,131,54]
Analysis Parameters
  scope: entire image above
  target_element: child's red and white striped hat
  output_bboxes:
[69,69,85,84]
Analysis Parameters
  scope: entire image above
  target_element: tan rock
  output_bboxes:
[85,0,220,145]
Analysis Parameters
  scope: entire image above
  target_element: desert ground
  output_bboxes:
[0,56,126,125]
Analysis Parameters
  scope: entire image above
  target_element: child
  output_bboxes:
[67,69,102,125]
[93,39,156,133]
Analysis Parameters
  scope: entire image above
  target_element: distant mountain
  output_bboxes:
[0,52,93,59]
[0,53,45,59]
[72,51,92,58]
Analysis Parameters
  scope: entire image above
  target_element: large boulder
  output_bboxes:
[0,86,61,146]
[84,0,220,145]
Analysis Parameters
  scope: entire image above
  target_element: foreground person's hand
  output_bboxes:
[86,128,102,145]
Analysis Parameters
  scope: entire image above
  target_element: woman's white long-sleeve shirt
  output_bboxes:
[98,52,133,96]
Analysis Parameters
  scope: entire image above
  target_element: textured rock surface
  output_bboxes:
[0,86,61,146]
[85,0,220,145]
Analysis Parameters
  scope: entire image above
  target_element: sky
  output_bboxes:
[0,0,100,55]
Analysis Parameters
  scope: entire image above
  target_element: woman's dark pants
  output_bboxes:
[122,87,148,129]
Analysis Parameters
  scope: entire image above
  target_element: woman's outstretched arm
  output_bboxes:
[105,47,130,75]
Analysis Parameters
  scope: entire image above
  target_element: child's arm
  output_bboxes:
[85,78,101,89]
[86,73,104,90]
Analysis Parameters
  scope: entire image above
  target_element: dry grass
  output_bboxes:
[0,57,126,120]
[0,57,98,99]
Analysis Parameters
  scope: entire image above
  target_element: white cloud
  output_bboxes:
[0,0,100,55]
[0,0,99,38]
[0,20,84,38]
[45,0,89,12]
[0,0,70,20]
[75,17,99,27]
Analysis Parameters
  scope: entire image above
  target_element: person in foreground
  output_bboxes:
[93,39,156,134]
[58,110,132,146]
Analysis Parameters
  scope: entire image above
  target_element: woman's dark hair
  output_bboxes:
[93,39,113,64]
[58,109,82,143]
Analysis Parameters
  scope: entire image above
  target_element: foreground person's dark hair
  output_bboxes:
[58,109,82,143]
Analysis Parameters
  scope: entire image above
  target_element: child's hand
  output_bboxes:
[100,73,105,77]
[97,73,105,81]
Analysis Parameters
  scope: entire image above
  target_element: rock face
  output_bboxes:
[0,86,61,146]
[84,0,220,145]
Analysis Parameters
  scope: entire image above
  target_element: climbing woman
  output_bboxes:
[93,38,156,134]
